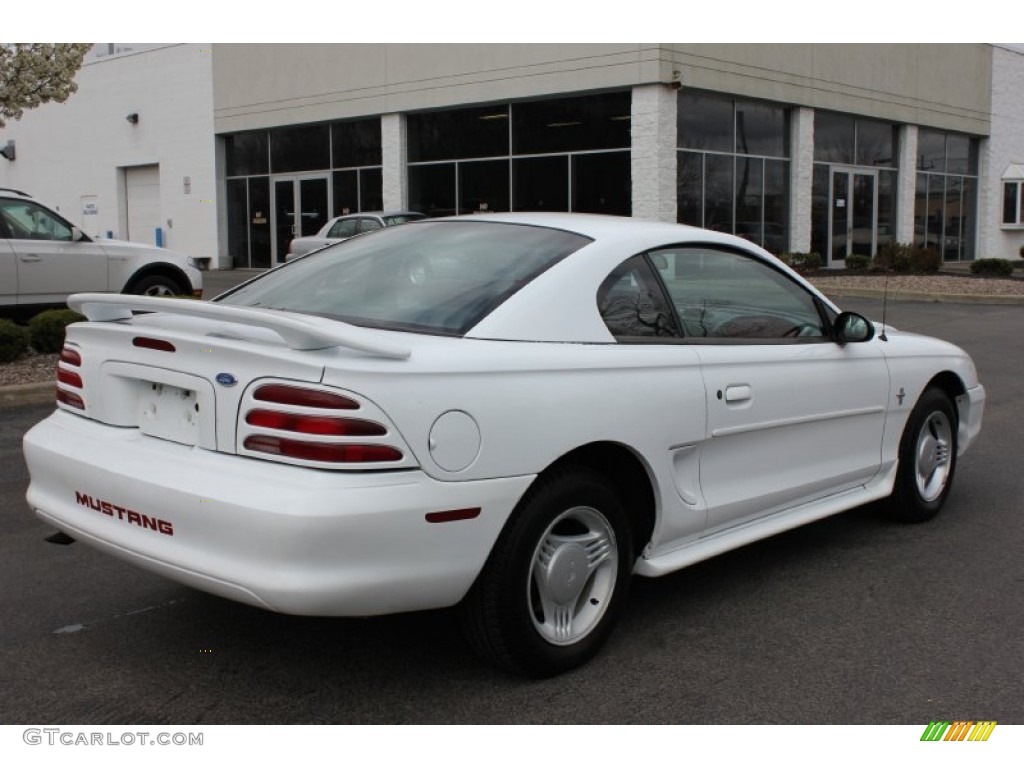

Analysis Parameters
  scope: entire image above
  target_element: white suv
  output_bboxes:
[0,188,203,310]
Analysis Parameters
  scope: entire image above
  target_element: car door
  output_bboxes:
[648,245,889,533]
[0,198,109,305]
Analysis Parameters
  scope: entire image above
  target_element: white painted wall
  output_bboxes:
[978,46,1024,260]
[0,44,217,262]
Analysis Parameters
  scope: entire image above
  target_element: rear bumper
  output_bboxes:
[24,410,532,616]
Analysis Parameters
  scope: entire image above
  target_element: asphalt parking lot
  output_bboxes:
[1,294,1021,724]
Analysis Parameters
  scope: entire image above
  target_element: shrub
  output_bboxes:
[873,242,940,273]
[780,252,822,274]
[845,254,870,271]
[0,319,30,363]
[970,258,1014,277]
[28,309,85,354]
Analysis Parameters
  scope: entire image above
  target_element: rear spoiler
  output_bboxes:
[67,293,411,359]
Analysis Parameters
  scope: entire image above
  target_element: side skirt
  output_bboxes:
[634,463,897,578]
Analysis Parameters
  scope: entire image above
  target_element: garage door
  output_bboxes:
[125,165,161,245]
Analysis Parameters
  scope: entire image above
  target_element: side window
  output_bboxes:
[359,217,383,233]
[649,246,827,340]
[597,255,679,340]
[0,200,73,242]
[328,218,359,238]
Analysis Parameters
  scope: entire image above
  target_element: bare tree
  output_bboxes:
[0,44,92,128]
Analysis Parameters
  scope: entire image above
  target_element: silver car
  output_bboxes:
[285,211,424,260]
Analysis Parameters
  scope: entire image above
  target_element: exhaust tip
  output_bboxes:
[45,531,76,546]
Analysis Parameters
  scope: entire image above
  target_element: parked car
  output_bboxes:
[24,213,984,676]
[285,210,425,260]
[0,188,202,312]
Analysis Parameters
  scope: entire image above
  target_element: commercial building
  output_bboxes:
[3,44,1023,269]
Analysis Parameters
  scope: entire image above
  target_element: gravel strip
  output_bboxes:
[0,352,58,387]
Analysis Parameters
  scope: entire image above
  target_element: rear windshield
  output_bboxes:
[217,220,591,336]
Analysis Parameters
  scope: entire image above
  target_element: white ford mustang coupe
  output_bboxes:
[23,213,985,676]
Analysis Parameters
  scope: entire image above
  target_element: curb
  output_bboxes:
[817,287,1024,305]
[0,382,54,410]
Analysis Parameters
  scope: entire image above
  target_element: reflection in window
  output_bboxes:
[677,92,789,253]
[597,255,679,339]
[915,129,979,260]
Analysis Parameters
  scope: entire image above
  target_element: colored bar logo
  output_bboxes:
[920,721,997,741]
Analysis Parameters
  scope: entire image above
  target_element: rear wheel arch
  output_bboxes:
[541,441,657,558]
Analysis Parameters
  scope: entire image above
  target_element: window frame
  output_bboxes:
[1002,180,1024,227]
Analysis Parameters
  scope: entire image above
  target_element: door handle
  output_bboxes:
[19,254,41,262]
[723,385,752,403]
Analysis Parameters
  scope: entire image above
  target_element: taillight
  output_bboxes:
[56,346,85,410]
[243,436,402,463]
[245,409,386,436]
[254,384,358,410]
[241,383,404,466]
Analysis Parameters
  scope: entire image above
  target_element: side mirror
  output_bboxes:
[834,311,874,344]
[70,226,86,242]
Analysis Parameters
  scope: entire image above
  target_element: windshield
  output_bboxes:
[218,220,591,336]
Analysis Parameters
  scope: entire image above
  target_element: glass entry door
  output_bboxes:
[272,175,330,264]
[829,168,877,266]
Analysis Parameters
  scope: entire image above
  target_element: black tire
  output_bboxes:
[127,274,185,297]
[887,387,958,523]
[459,466,633,677]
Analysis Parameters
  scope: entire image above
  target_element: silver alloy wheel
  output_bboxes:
[143,283,175,297]
[528,505,618,646]
[915,410,954,502]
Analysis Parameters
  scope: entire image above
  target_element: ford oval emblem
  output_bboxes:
[215,373,238,387]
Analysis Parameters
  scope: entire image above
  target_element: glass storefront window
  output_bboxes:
[408,163,457,218]
[915,129,979,260]
[571,152,630,216]
[678,92,734,153]
[270,124,330,173]
[459,160,510,214]
[514,93,631,155]
[677,93,789,253]
[407,105,509,163]
[226,132,269,176]
[814,113,855,164]
[513,155,569,212]
[855,119,896,168]
[332,119,382,167]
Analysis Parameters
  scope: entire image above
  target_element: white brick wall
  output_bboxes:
[896,124,918,244]
[381,113,408,211]
[979,46,1024,260]
[631,84,677,222]
[788,107,814,254]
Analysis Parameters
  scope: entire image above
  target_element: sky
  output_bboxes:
[10,1,1019,44]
